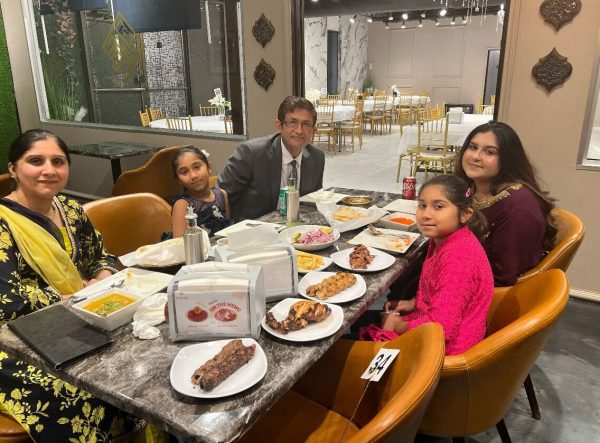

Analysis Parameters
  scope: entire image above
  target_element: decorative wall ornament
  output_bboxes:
[532,48,573,92]
[254,59,276,91]
[252,14,275,47]
[540,0,581,31]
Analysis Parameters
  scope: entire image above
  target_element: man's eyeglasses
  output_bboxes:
[282,120,314,129]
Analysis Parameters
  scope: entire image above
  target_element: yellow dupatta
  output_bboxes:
[0,204,84,295]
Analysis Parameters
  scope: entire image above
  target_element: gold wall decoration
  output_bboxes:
[252,13,275,48]
[254,59,276,91]
[540,0,581,31]
[532,48,573,92]
[102,12,138,79]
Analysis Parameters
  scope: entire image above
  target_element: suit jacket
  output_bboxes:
[218,133,325,221]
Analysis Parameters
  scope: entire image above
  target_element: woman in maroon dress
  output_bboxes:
[455,121,557,286]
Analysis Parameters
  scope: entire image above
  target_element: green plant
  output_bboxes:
[43,68,78,120]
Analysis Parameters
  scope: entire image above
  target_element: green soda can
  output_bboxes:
[279,187,287,216]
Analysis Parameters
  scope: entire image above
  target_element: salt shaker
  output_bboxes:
[184,205,205,264]
[286,177,299,225]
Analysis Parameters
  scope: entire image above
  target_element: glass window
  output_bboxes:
[26,0,244,135]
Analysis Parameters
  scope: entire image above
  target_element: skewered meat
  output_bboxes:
[306,272,357,300]
[266,301,331,334]
[349,244,374,269]
[191,339,256,391]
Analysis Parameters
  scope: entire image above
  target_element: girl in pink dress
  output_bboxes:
[360,175,494,355]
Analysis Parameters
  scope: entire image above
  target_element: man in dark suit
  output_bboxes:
[218,96,325,221]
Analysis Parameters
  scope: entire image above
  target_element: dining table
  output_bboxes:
[397,113,493,156]
[0,188,427,443]
[149,115,227,133]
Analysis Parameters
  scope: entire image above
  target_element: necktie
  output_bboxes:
[289,160,298,187]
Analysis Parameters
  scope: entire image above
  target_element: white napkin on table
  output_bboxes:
[132,293,167,340]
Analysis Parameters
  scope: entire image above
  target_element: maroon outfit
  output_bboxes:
[475,183,546,286]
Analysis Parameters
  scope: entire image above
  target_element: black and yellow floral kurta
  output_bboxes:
[0,195,144,442]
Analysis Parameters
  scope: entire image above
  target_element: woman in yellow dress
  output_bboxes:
[0,130,148,441]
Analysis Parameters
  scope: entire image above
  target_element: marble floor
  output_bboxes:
[315,131,600,442]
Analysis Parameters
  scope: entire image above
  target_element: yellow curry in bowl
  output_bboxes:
[83,293,137,316]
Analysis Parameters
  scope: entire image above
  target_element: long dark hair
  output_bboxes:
[10,129,71,165]
[454,121,557,250]
[419,175,488,242]
[171,146,210,178]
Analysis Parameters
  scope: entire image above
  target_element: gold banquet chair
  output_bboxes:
[147,107,163,121]
[338,99,364,151]
[83,193,172,257]
[314,103,337,153]
[166,115,192,130]
[494,208,584,420]
[139,110,151,127]
[413,113,456,179]
[240,323,445,443]
[419,269,569,443]
[198,105,219,116]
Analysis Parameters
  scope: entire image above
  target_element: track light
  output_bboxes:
[349,15,356,24]
[451,17,456,25]
[367,16,373,23]
[440,9,447,17]
[388,14,394,21]
[401,20,406,29]
[418,19,423,28]
[401,13,408,20]
[310,0,318,3]
[420,12,426,18]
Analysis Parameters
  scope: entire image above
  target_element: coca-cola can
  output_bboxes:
[402,176,417,200]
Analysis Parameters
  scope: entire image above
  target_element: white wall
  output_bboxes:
[367,17,502,106]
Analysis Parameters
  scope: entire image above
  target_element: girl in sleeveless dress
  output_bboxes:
[171,146,231,237]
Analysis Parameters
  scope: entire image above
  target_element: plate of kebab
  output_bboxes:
[170,338,267,398]
[298,271,366,304]
[261,298,343,342]
[330,244,396,273]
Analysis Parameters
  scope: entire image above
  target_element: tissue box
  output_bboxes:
[448,108,464,124]
[215,244,298,302]
[167,264,264,341]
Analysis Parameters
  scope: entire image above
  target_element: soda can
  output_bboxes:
[402,176,417,200]
[279,187,287,216]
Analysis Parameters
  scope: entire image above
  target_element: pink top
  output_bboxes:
[404,226,494,355]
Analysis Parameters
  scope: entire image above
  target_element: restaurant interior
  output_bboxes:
[0,0,599,442]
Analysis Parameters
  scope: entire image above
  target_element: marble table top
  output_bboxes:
[68,142,161,159]
[0,188,426,443]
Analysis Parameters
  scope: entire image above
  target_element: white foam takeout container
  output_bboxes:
[72,289,143,331]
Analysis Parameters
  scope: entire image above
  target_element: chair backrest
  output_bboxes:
[198,105,219,116]
[139,110,151,127]
[316,103,335,125]
[166,115,192,130]
[148,107,163,121]
[418,113,449,149]
[0,173,13,197]
[83,193,172,257]
[517,208,585,282]
[476,96,485,114]
[419,269,569,438]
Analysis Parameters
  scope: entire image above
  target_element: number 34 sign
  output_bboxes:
[361,348,400,382]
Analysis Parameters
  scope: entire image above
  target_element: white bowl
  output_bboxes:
[72,289,143,331]
[380,213,417,231]
[279,225,340,251]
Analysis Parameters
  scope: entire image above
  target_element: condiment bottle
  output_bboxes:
[286,177,299,225]
[184,205,205,264]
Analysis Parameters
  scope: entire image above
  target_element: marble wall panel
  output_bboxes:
[304,18,327,92]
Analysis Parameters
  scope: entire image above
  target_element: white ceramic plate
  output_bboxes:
[299,189,348,204]
[261,298,343,342]
[72,268,173,301]
[279,225,340,251]
[299,271,366,304]
[297,256,333,274]
[169,338,267,398]
[330,246,396,273]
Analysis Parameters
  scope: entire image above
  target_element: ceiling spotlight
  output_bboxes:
[462,16,468,24]
[401,13,408,20]
[435,19,440,26]
[401,20,406,29]
[451,17,456,25]
[349,15,356,24]
[418,19,423,28]
[367,16,373,23]
[420,12,426,18]
[310,0,318,2]
[440,9,447,17]
[388,14,394,21]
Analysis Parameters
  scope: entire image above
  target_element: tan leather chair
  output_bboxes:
[0,174,13,198]
[111,146,217,201]
[240,323,445,443]
[496,208,584,420]
[419,269,569,443]
[83,193,172,257]
[0,413,32,442]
